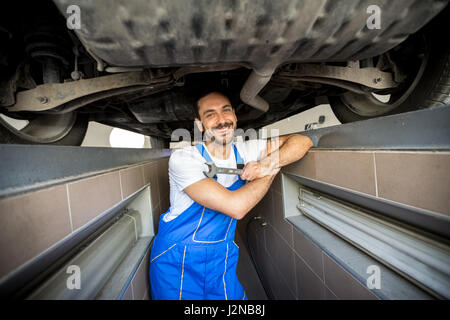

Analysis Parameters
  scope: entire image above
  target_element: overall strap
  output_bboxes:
[195,143,216,181]
[194,143,213,163]
[233,144,245,170]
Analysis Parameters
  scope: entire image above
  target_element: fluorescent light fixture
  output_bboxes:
[297,188,450,299]
[28,210,142,299]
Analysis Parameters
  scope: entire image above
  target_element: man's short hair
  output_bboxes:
[193,89,234,119]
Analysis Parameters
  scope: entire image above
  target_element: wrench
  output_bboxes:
[203,161,244,178]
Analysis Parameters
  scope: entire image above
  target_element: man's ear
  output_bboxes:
[195,118,204,132]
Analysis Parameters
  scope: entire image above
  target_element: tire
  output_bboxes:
[0,112,88,146]
[330,10,450,123]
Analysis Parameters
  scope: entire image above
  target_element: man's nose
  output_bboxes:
[216,113,227,125]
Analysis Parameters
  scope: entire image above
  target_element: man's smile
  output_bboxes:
[216,127,232,135]
[211,122,234,136]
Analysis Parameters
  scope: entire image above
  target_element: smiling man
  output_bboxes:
[149,91,313,300]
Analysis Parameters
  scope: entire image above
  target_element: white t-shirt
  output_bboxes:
[164,140,267,222]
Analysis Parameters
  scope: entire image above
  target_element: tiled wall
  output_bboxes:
[121,249,151,300]
[0,157,169,299]
[283,150,450,216]
[237,150,450,300]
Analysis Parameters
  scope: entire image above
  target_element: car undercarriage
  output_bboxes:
[0,0,449,145]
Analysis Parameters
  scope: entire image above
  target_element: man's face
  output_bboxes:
[196,92,237,145]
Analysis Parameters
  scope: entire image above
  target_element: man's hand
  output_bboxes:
[241,133,312,181]
[241,158,280,181]
[184,173,278,220]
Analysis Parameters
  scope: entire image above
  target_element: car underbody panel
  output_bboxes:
[54,0,447,69]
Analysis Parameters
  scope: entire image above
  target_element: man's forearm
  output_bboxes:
[266,134,312,168]
[232,134,311,219]
[230,173,276,219]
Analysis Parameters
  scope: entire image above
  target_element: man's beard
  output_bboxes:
[207,121,235,146]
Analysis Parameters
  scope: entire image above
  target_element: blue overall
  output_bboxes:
[149,143,247,300]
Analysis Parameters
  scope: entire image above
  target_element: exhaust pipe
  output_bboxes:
[239,69,274,113]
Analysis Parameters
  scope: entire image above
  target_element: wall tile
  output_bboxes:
[160,194,170,214]
[292,228,324,280]
[256,250,274,299]
[157,158,170,207]
[323,253,378,300]
[295,253,325,300]
[241,208,267,268]
[121,283,133,300]
[264,225,296,296]
[235,234,268,300]
[272,171,282,195]
[324,285,339,300]
[259,250,294,299]
[315,151,376,196]
[237,205,259,240]
[0,185,71,278]
[375,152,450,216]
[271,190,293,246]
[131,250,150,300]
[236,179,271,241]
[272,272,297,300]
[283,151,316,179]
[252,189,273,227]
[142,161,160,211]
[120,165,145,199]
[68,172,122,231]
[152,204,161,235]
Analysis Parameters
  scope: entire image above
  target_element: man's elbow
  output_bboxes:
[304,135,314,148]
[226,206,248,220]
[288,134,313,147]
[235,209,248,220]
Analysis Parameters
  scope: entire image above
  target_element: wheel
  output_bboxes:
[330,11,450,123]
[0,112,88,145]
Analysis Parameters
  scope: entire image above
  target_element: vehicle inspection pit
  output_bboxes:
[0,105,449,300]
[0,0,449,302]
